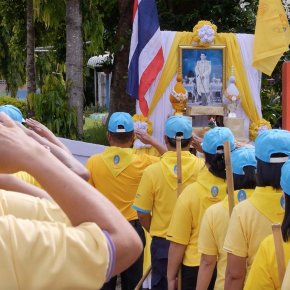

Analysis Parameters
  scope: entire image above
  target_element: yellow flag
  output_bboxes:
[253,0,290,76]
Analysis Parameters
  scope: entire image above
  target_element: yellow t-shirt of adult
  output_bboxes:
[0,189,71,225]
[223,186,284,272]
[86,146,158,221]
[198,189,254,290]
[244,235,290,290]
[14,171,42,188]
[133,146,161,157]
[0,215,112,290]
[167,169,227,266]
[133,151,205,238]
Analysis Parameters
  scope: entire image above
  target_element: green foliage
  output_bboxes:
[83,117,109,145]
[0,96,27,117]
[83,104,108,117]
[0,0,26,96]
[260,84,282,127]
[157,0,258,33]
[82,0,104,55]
[31,75,78,139]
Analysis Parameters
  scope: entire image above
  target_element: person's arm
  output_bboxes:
[167,242,186,290]
[0,174,51,199]
[137,212,151,232]
[0,112,143,276]
[18,123,90,180]
[25,118,71,153]
[196,254,217,290]
[134,129,167,155]
[224,253,246,290]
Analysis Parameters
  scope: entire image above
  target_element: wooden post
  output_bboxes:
[282,261,290,290]
[176,136,183,196]
[272,224,286,286]
[224,141,235,216]
[282,61,290,130]
[176,136,183,290]
[134,265,152,290]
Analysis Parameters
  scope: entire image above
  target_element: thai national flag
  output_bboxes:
[126,0,164,117]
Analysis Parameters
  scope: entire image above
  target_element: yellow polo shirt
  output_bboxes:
[244,235,290,290]
[133,151,205,238]
[223,186,284,274]
[133,147,160,157]
[167,169,227,266]
[0,189,71,224]
[0,215,111,290]
[86,147,158,221]
[198,189,254,290]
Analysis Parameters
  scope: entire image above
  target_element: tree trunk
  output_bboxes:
[26,0,36,94]
[66,0,84,135]
[110,0,135,115]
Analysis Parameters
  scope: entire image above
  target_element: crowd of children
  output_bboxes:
[0,103,289,290]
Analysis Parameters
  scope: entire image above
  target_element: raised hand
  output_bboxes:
[0,113,43,173]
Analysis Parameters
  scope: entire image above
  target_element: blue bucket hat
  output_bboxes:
[165,115,192,139]
[280,159,290,196]
[231,146,257,175]
[255,129,290,163]
[0,105,25,123]
[108,112,134,133]
[202,127,235,154]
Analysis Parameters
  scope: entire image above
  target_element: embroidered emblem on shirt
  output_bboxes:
[173,164,177,175]
[281,195,285,210]
[113,155,120,165]
[135,193,141,199]
[237,189,247,202]
[211,186,219,197]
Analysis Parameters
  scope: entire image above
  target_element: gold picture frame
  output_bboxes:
[179,45,226,110]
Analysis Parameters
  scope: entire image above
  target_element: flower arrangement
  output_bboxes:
[132,114,153,149]
[223,74,241,118]
[249,119,272,141]
[192,20,217,47]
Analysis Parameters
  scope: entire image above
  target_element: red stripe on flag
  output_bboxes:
[138,48,164,116]
[133,0,138,20]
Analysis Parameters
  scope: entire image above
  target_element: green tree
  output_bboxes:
[0,0,26,97]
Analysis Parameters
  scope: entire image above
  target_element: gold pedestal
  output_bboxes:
[186,105,224,116]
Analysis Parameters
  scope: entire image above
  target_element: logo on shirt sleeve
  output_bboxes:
[211,186,219,197]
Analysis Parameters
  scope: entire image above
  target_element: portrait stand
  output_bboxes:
[180,44,226,131]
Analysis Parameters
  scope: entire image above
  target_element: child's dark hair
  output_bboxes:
[166,137,191,148]
[256,153,288,189]
[204,146,226,179]
[282,194,290,242]
[108,125,134,143]
[233,166,256,190]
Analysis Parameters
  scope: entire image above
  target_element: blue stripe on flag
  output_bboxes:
[127,48,139,99]
[138,0,159,52]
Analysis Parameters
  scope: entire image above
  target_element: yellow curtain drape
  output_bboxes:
[148,31,260,124]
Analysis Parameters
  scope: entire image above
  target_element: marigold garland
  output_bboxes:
[132,114,153,136]
[249,119,271,141]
